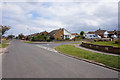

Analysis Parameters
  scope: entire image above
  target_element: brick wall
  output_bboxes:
[81,42,120,54]
[54,29,64,40]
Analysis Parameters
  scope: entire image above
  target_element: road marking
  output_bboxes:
[36,45,58,53]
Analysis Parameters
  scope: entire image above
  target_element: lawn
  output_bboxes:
[24,41,36,43]
[56,45,120,69]
[0,40,11,48]
[89,41,120,47]
[55,41,80,43]
[0,43,9,48]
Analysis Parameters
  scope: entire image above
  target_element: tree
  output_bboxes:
[0,25,10,35]
[18,33,25,40]
[80,31,85,36]
[7,35,15,39]
[0,25,10,43]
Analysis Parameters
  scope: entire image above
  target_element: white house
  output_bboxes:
[84,34,101,39]
[71,33,78,39]
[88,29,109,38]
[63,29,73,39]
[48,28,73,40]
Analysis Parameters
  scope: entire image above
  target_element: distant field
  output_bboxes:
[56,45,120,69]
[89,41,120,47]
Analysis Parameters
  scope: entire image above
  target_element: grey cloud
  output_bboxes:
[2,1,118,36]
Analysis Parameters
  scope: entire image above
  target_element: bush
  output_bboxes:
[47,39,51,42]
[94,39,97,42]
[32,35,47,41]
[115,40,120,44]
[82,36,85,39]
[50,36,55,40]
[65,38,70,40]
[57,38,59,40]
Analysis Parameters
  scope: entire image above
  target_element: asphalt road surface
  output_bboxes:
[2,40,118,78]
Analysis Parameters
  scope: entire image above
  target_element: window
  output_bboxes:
[93,35,95,37]
[65,35,69,38]
[60,35,63,38]
[104,34,108,37]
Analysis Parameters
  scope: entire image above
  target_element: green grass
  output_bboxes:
[72,42,82,44]
[56,45,120,69]
[89,41,120,47]
[24,41,36,43]
[0,40,11,48]
[55,41,80,43]
[0,43,9,48]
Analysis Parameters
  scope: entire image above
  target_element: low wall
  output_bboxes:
[81,42,120,54]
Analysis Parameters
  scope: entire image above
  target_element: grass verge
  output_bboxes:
[56,45,120,69]
[55,41,80,43]
[24,41,36,43]
[88,41,120,47]
[0,44,9,48]
[0,40,11,48]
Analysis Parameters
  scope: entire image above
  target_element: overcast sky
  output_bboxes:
[1,0,118,36]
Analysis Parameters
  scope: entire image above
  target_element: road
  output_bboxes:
[2,40,118,78]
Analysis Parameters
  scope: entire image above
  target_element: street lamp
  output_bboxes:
[27,27,32,41]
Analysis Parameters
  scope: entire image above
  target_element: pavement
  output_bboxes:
[2,40,119,78]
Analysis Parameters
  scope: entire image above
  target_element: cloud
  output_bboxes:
[2,1,118,36]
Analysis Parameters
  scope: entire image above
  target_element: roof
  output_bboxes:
[39,31,48,35]
[48,28,63,36]
[116,31,120,35]
[95,29,107,34]
[87,29,107,34]
[108,31,116,34]
[72,33,78,35]
[88,31,95,34]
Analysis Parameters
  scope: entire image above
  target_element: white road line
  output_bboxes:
[36,45,58,53]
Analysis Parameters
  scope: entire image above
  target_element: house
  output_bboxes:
[84,34,101,39]
[88,29,109,38]
[48,28,73,40]
[71,33,78,39]
[94,29,109,38]
[116,31,120,38]
[108,30,117,38]
[27,31,48,37]
[39,31,48,36]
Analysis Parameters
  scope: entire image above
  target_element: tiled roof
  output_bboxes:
[88,31,95,34]
[72,33,78,35]
[95,30,106,34]
[48,28,63,36]
[108,31,116,34]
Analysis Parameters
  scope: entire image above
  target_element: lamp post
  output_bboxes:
[0,27,2,44]
[27,27,32,41]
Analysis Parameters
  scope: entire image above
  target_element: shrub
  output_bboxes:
[115,40,120,44]
[57,38,59,40]
[82,36,85,39]
[50,36,55,40]
[65,38,70,40]
[94,39,97,42]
